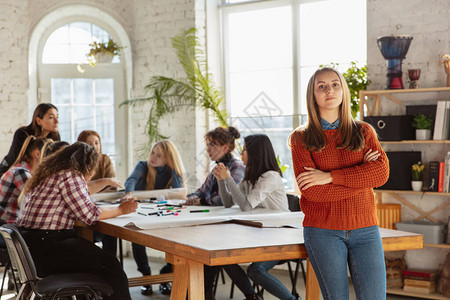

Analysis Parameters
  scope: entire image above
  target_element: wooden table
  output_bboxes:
[78,219,423,300]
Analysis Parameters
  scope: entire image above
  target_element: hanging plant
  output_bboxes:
[86,38,122,66]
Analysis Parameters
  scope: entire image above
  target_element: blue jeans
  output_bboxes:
[247,260,297,300]
[304,226,386,300]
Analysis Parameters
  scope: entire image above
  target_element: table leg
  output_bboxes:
[305,258,320,300]
[188,260,204,300]
[169,256,188,300]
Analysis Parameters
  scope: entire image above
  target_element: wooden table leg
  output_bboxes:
[167,254,205,300]
[305,258,320,300]
[187,260,204,300]
[169,255,188,300]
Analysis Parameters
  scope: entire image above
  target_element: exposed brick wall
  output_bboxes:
[0,0,207,189]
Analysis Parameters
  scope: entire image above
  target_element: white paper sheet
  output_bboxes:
[100,205,303,230]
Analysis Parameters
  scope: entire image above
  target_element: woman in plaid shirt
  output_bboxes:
[0,136,45,224]
[17,142,137,300]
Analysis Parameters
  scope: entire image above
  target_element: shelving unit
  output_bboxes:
[361,88,450,300]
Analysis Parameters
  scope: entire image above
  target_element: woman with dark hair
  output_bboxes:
[289,67,388,300]
[214,134,296,299]
[0,136,46,224]
[186,126,244,206]
[0,103,60,177]
[17,142,137,300]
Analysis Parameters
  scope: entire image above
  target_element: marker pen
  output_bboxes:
[190,209,210,213]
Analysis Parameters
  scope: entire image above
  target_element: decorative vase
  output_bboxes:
[376,36,413,89]
[93,52,114,64]
[411,181,423,191]
[408,69,421,89]
[415,129,432,140]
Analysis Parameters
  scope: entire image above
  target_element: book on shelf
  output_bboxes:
[404,279,436,287]
[433,100,450,140]
[439,161,445,192]
[402,269,438,279]
[428,161,440,192]
[444,152,450,193]
[404,275,437,281]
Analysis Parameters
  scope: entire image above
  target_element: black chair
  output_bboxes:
[0,224,113,299]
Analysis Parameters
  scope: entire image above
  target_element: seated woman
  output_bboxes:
[0,136,46,224]
[185,127,260,300]
[122,140,185,296]
[17,142,137,300]
[214,133,296,300]
[186,126,244,206]
[77,130,121,193]
[0,103,60,177]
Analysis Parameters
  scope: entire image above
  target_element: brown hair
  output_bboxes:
[23,103,60,141]
[24,142,99,194]
[289,67,365,152]
[77,130,102,153]
[205,126,240,153]
[11,136,47,167]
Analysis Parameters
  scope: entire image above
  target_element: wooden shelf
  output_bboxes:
[380,140,450,144]
[374,190,450,196]
[424,243,450,249]
[362,87,450,96]
[387,288,450,300]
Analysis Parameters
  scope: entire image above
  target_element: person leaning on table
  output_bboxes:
[17,142,137,300]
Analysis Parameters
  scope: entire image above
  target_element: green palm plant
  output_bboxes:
[121,28,228,145]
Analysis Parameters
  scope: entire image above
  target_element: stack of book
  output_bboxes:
[402,269,438,293]
[433,100,450,140]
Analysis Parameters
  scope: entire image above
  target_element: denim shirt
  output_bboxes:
[321,118,340,130]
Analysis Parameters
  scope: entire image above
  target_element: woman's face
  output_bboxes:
[36,108,59,135]
[206,138,229,161]
[240,144,248,165]
[149,145,166,167]
[85,135,101,154]
[313,71,343,115]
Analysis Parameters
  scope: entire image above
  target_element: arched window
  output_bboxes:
[38,21,127,180]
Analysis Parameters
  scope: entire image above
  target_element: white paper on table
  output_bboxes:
[101,206,303,230]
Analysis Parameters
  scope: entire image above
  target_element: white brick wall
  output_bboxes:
[0,0,208,189]
[367,0,450,270]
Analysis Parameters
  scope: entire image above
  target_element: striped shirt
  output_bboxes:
[0,161,31,224]
[17,170,101,230]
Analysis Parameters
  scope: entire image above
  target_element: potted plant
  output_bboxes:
[411,161,424,191]
[86,38,122,66]
[411,114,433,140]
[120,28,227,146]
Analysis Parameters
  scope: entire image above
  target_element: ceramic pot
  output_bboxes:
[94,52,114,64]
[415,129,431,140]
[411,181,423,191]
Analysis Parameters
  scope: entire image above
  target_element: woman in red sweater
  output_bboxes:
[289,67,389,300]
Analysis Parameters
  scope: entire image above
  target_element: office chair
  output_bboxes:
[0,224,113,299]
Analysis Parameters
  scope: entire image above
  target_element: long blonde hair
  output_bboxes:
[290,67,365,152]
[145,140,185,190]
[11,136,47,168]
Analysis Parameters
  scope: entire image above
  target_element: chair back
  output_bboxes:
[287,194,301,212]
[0,224,38,285]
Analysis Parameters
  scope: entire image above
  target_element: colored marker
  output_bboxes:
[148,212,160,216]
[190,209,210,213]
[137,212,147,216]
[156,200,167,204]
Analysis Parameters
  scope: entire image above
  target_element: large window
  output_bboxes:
[221,0,367,190]
[39,22,127,180]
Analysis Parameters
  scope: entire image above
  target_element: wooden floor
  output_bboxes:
[0,254,416,300]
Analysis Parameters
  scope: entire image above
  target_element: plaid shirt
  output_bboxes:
[17,170,101,230]
[190,155,245,206]
[0,161,31,224]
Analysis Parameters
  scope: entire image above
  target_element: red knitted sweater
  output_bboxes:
[290,122,389,230]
